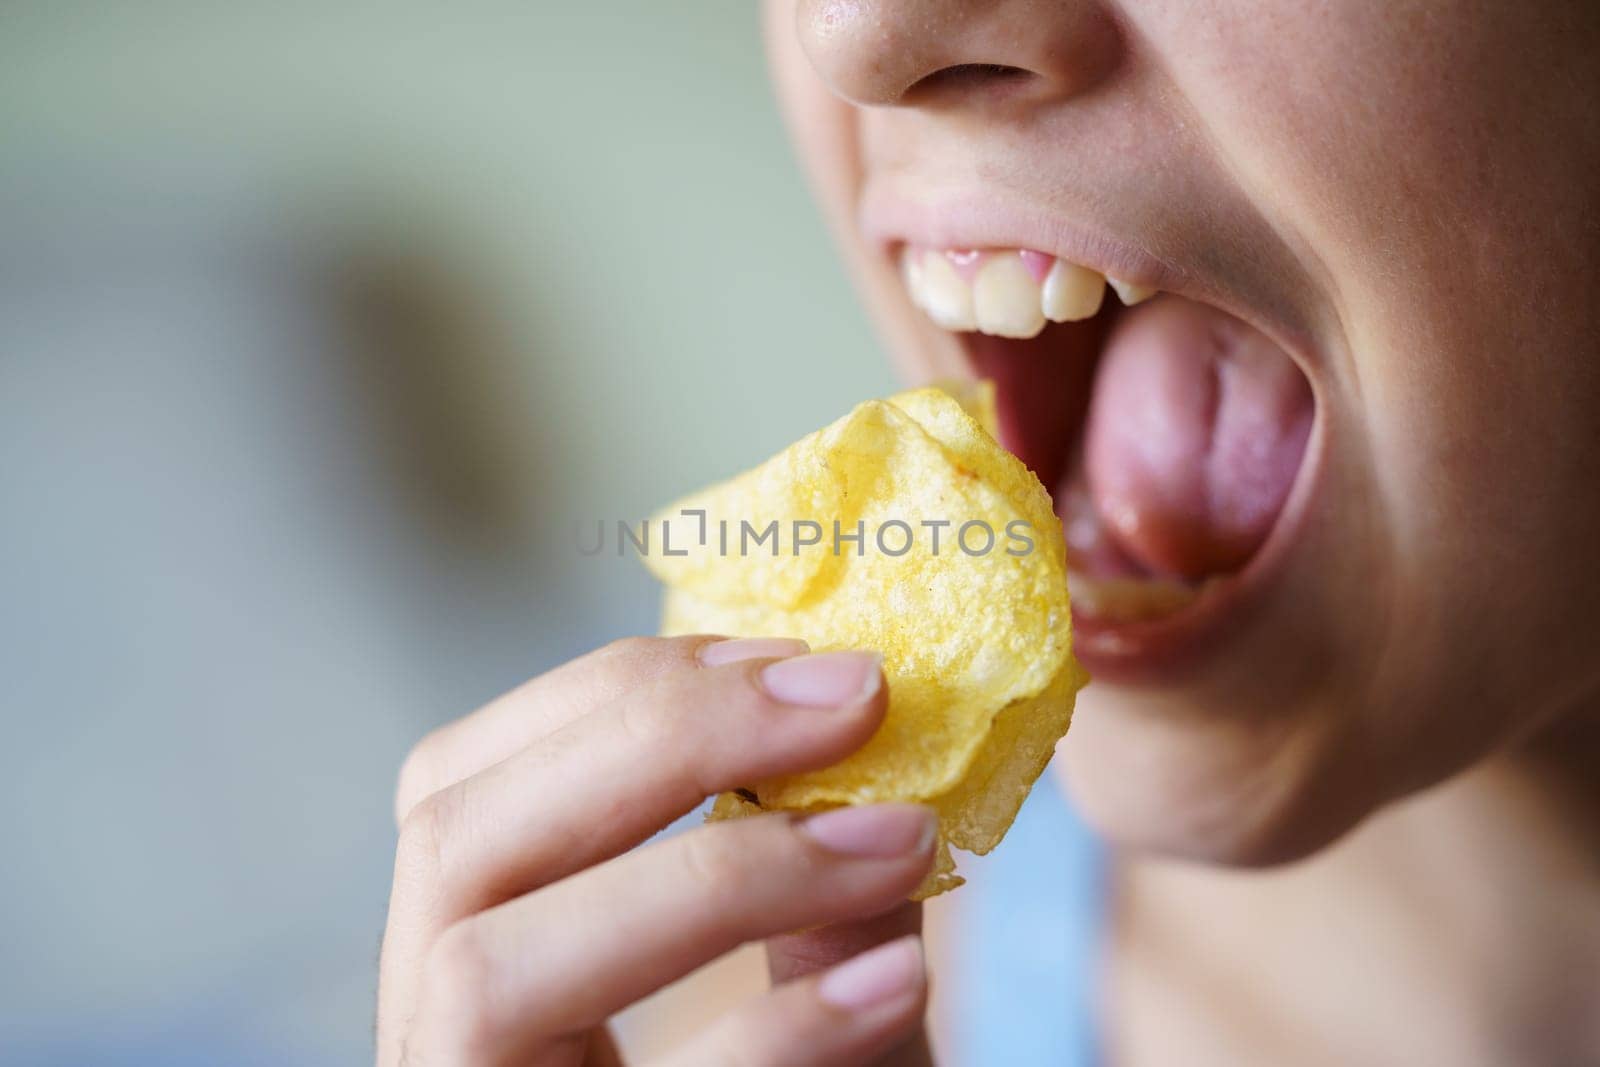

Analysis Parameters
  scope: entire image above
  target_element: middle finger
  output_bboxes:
[408,805,936,1060]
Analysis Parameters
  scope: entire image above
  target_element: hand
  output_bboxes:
[376,635,937,1065]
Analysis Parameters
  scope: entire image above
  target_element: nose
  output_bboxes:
[796,0,1122,110]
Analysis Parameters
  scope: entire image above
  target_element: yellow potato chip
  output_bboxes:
[647,385,1083,897]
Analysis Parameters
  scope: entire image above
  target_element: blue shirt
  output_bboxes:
[957,772,1106,1066]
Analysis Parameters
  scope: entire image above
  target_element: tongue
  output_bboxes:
[1082,297,1312,581]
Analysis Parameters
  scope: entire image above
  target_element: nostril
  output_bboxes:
[904,62,1034,103]
[797,0,1123,109]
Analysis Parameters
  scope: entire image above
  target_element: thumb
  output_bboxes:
[766,901,923,982]
[766,902,936,1065]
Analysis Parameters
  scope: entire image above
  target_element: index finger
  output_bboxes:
[393,634,807,823]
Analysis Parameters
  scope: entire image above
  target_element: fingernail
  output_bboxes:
[818,936,925,1011]
[799,804,935,858]
[760,650,881,707]
[698,637,810,667]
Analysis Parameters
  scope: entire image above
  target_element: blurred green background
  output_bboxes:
[0,6,893,1063]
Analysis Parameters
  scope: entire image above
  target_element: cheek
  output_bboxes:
[1142,2,1600,744]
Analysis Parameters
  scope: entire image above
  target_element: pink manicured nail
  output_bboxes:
[697,637,810,667]
[818,936,925,1011]
[760,650,881,707]
[799,804,935,858]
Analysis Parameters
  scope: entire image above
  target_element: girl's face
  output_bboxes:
[766,0,1600,862]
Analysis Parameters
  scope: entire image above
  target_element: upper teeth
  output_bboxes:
[901,247,1155,339]
[1043,259,1105,323]
[1106,277,1156,307]
[974,255,1046,338]
[913,251,976,331]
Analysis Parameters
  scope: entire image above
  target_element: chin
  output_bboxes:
[1059,680,1389,867]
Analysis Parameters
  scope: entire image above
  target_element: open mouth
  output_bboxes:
[898,244,1317,675]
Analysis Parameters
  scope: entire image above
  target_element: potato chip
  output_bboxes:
[646,385,1083,897]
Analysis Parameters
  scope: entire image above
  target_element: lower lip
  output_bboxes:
[1064,416,1325,686]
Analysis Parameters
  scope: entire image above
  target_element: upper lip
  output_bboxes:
[859,181,1182,293]
[857,178,1325,383]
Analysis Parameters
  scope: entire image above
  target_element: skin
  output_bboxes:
[376,636,939,1065]
[774,0,1600,864]
[376,1,1600,1062]
[768,0,1600,1061]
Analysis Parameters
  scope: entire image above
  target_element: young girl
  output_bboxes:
[375,2,1600,1063]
